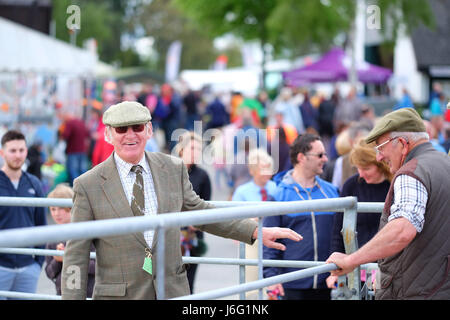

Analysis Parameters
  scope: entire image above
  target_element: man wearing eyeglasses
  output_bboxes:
[327,107,450,300]
[263,133,339,300]
[61,101,302,300]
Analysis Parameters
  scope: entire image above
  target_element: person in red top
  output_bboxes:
[91,119,114,167]
[61,113,90,185]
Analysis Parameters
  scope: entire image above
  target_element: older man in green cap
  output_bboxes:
[326,107,450,300]
[61,101,302,300]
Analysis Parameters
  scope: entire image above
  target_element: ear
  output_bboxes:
[399,137,409,156]
[296,152,305,164]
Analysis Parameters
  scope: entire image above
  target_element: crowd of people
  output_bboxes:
[0,79,449,300]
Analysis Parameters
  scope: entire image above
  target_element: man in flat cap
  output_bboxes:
[61,101,302,300]
[326,107,450,300]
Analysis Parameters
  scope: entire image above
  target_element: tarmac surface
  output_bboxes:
[36,163,242,299]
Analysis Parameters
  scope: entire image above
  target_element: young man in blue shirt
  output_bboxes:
[264,133,339,300]
[0,130,47,299]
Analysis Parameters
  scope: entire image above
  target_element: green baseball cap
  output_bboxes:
[103,101,151,127]
[365,108,426,144]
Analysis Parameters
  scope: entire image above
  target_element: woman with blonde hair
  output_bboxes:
[327,139,391,290]
[174,131,211,294]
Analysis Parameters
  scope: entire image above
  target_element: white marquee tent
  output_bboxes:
[0,16,97,75]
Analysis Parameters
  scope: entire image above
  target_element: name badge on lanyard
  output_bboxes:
[142,247,153,275]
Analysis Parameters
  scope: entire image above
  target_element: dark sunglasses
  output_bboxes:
[114,124,146,134]
[305,152,327,159]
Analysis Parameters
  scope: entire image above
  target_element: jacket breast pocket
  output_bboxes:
[94,283,127,299]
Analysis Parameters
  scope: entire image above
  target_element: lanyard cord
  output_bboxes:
[292,178,329,289]
[292,179,330,201]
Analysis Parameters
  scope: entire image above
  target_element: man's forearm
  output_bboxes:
[347,217,417,267]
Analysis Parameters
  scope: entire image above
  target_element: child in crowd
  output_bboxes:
[44,184,95,297]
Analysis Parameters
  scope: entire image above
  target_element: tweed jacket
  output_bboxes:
[61,151,257,300]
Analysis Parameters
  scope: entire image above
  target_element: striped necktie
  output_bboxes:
[130,165,145,216]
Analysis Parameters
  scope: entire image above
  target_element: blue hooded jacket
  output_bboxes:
[263,169,339,290]
[0,170,47,268]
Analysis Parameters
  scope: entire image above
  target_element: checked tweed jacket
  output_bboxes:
[61,151,257,300]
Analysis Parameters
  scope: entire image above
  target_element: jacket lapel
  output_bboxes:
[146,151,170,215]
[100,153,148,248]
[145,151,171,251]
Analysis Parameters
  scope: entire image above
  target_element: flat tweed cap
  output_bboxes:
[365,107,426,144]
[103,101,151,127]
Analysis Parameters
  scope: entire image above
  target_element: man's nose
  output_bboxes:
[376,153,384,162]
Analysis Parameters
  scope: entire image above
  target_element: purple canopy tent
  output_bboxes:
[283,47,392,86]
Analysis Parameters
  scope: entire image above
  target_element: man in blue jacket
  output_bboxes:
[263,133,339,300]
[0,130,47,299]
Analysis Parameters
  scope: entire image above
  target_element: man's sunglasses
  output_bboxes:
[114,124,146,134]
[305,152,327,159]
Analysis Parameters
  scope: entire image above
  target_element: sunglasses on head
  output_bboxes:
[114,124,146,134]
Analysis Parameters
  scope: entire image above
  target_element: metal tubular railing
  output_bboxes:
[0,197,72,208]
[0,197,357,248]
[174,263,340,300]
[0,247,97,259]
[340,201,360,299]
[0,197,384,212]
[0,290,62,300]
[0,247,379,270]
[0,196,382,300]
[0,246,378,301]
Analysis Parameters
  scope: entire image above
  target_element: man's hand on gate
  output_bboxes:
[252,227,302,251]
[326,252,357,276]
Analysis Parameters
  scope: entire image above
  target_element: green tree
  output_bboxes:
[52,0,133,65]
[267,0,356,57]
[375,0,435,39]
[175,0,434,89]
[174,0,278,88]
[133,0,218,74]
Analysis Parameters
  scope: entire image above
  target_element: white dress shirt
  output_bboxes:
[114,153,158,247]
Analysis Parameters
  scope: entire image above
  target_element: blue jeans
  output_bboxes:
[66,153,88,186]
[0,262,41,300]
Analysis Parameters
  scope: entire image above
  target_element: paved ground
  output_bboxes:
[36,163,243,299]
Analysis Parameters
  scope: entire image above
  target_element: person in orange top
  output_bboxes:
[266,111,299,145]
[230,92,244,123]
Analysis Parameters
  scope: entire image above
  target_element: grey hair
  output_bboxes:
[247,147,275,175]
[104,126,113,145]
[390,131,429,143]
[248,148,274,167]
